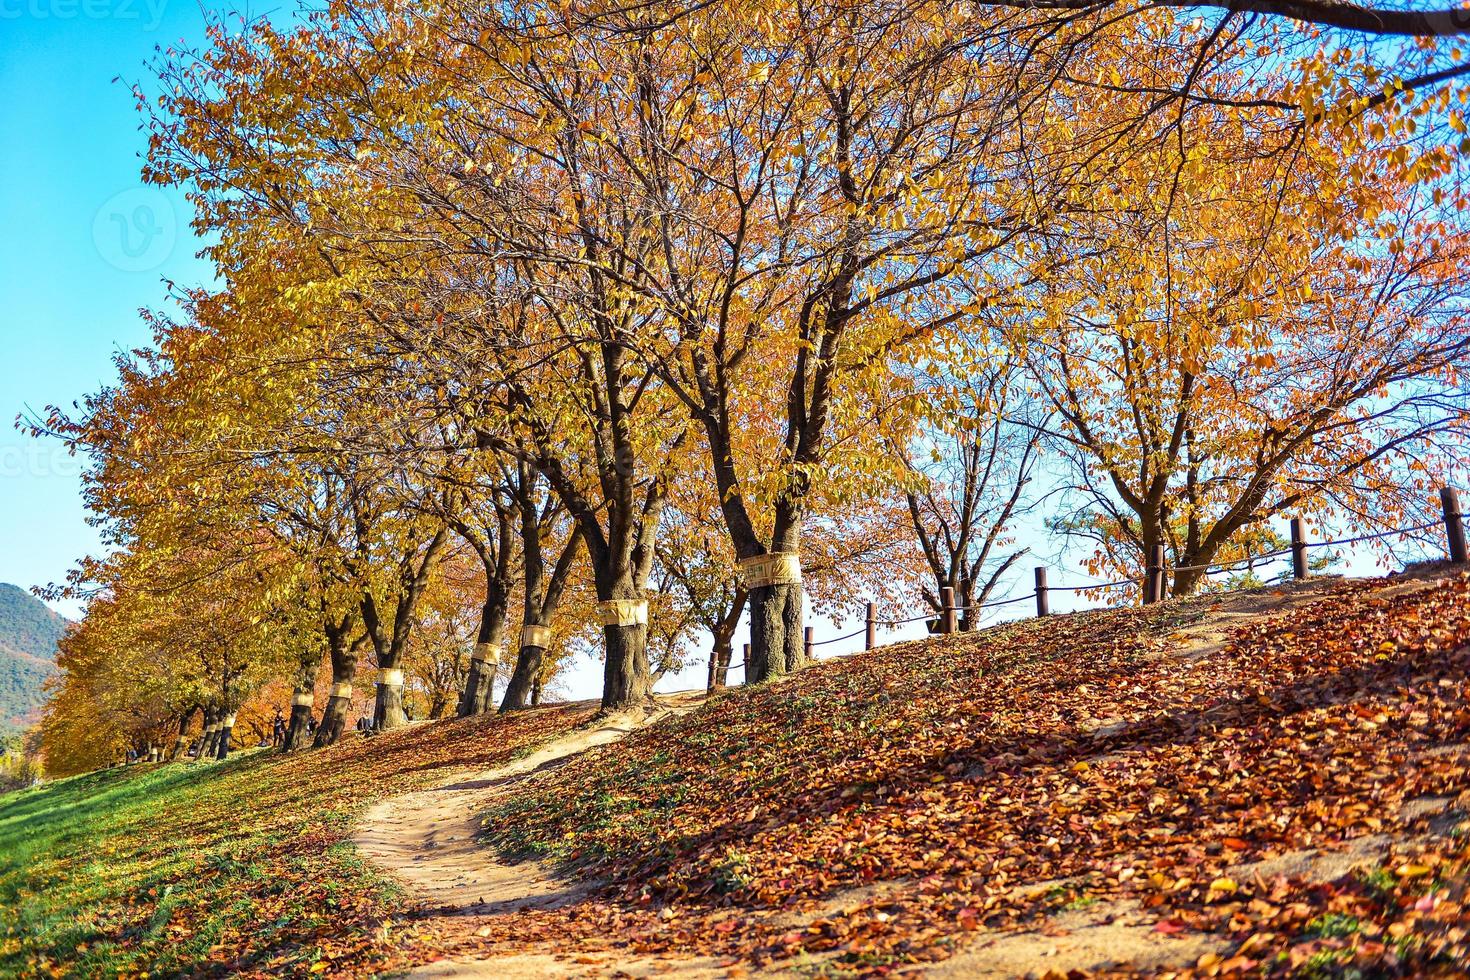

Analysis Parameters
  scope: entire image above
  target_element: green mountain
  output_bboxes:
[0,585,68,731]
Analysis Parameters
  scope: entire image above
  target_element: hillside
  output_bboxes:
[3,570,1470,978]
[0,584,68,731]
[413,570,1470,978]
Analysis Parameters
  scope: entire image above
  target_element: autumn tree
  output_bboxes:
[1011,27,1470,595]
[897,356,1044,628]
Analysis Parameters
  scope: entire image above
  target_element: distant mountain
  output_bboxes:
[0,585,68,731]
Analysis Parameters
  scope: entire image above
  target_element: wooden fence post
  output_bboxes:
[803,627,814,661]
[940,587,958,634]
[1443,488,1468,565]
[865,602,876,650]
[1034,567,1050,617]
[1290,517,1308,580]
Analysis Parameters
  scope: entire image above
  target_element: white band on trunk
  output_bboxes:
[330,682,353,698]
[377,669,404,687]
[291,693,313,707]
[597,599,649,627]
[521,624,552,648]
[222,714,237,727]
[740,552,803,588]
[471,641,502,664]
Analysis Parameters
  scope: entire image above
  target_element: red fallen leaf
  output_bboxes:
[956,907,981,931]
[1154,919,1189,935]
[1222,837,1250,851]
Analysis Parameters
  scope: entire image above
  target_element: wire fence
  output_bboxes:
[794,491,1468,662]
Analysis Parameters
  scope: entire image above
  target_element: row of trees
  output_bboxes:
[32,0,1470,775]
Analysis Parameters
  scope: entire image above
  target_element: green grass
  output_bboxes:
[0,751,391,977]
[0,704,592,977]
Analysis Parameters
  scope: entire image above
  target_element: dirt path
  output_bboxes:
[356,691,705,917]
[355,690,743,978]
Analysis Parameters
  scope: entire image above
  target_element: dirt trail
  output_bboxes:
[356,690,743,978]
[356,691,705,918]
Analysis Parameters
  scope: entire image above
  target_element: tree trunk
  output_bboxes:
[459,573,510,717]
[374,674,407,730]
[215,712,236,759]
[316,694,352,746]
[459,608,507,718]
[471,659,497,713]
[460,660,483,717]
[601,622,652,711]
[500,640,545,711]
[452,507,515,718]
[315,624,359,747]
[709,630,734,691]
[747,582,805,682]
[531,674,543,706]
[198,708,219,759]
[284,699,315,751]
[167,707,197,761]
[462,652,502,717]
[1172,565,1206,598]
[283,656,317,751]
[706,590,746,691]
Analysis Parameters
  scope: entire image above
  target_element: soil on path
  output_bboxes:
[356,692,707,918]
[356,690,746,978]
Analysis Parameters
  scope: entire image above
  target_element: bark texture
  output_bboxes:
[214,721,233,760]
[283,702,314,751]
[316,694,352,747]
[314,621,358,747]
[601,622,652,711]
[374,682,406,730]
[167,707,197,761]
[747,582,805,681]
[500,643,544,711]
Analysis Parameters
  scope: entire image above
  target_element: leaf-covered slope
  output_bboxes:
[0,583,69,730]
[460,573,1470,976]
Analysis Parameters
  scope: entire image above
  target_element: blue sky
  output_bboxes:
[0,0,220,616]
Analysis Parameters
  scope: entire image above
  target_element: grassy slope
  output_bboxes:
[0,703,592,978]
[450,573,1470,977]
